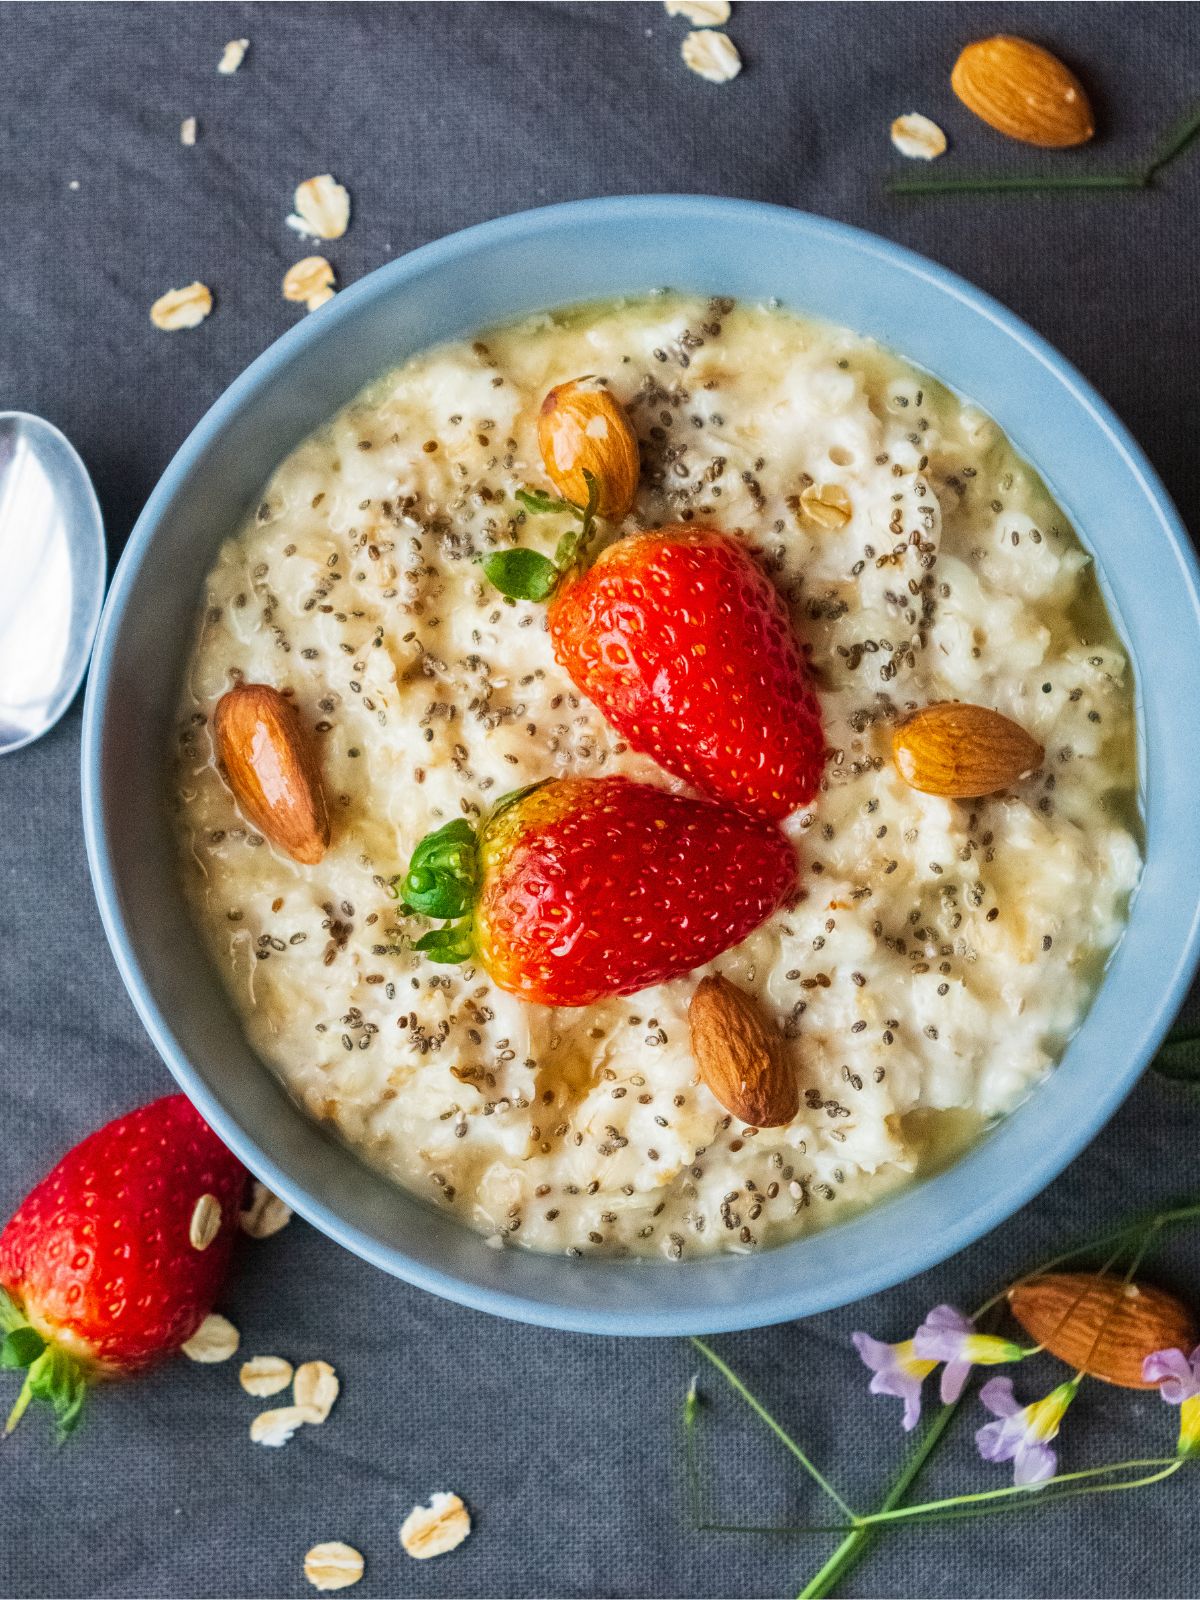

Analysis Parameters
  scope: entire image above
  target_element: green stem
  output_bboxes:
[1144,102,1200,177]
[851,1457,1183,1528]
[4,1372,34,1435]
[887,173,1146,197]
[798,1397,961,1599]
[690,1338,856,1520]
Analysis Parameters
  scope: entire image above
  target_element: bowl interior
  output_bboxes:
[82,197,1200,1334]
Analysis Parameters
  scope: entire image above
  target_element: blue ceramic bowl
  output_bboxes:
[82,197,1200,1335]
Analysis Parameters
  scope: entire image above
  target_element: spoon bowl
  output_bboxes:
[0,412,106,754]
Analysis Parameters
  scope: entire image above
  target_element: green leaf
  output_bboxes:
[6,1346,88,1441]
[554,527,583,570]
[413,919,475,964]
[0,1288,26,1335]
[401,819,480,919]
[515,487,577,518]
[1152,1031,1200,1085]
[480,548,560,602]
[0,1328,45,1370]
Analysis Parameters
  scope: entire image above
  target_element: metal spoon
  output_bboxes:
[0,412,106,754]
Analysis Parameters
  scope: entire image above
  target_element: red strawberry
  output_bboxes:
[484,524,825,820]
[0,1094,246,1438]
[549,526,824,819]
[396,775,796,1007]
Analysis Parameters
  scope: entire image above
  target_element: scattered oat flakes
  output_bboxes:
[890,113,948,161]
[250,1404,309,1447]
[150,282,213,331]
[799,482,853,530]
[240,1180,292,1238]
[681,28,741,83]
[218,38,248,75]
[400,1492,472,1560]
[283,256,337,312]
[189,1192,222,1250]
[294,1359,340,1422]
[180,116,197,146]
[240,1356,294,1397]
[664,0,731,22]
[287,175,351,241]
[304,1543,364,1592]
[181,1312,239,1363]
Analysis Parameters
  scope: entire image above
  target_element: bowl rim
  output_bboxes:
[81,195,1200,1334]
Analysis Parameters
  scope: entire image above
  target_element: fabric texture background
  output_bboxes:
[2,4,1199,1596]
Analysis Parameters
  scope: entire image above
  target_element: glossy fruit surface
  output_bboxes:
[549,526,824,819]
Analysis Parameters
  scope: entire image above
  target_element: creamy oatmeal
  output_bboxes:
[173,295,1140,1259]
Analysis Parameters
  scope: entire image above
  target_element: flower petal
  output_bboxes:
[940,1357,972,1405]
[851,1331,895,1374]
[1013,1439,1057,1485]
[1143,1346,1200,1403]
[979,1376,1020,1418]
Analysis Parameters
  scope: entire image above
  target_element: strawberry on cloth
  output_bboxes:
[0,1094,246,1438]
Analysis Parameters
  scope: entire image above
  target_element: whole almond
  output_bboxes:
[892,702,1043,799]
[951,36,1094,148]
[689,975,798,1128]
[537,377,640,519]
[1009,1272,1197,1389]
[214,683,330,864]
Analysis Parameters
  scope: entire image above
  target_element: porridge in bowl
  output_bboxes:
[172,294,1139,1259]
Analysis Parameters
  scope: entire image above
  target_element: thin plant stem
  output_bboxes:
[1144,101,1200,177]
[690,1338,857,1520]
[886,173,1145,197]
[797,1397,961,1600]
[850,1457,1183,1527]
[887,95,1200,197]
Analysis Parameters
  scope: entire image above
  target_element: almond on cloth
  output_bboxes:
[951,36,1094,148]
[1009,1273,1197,1388]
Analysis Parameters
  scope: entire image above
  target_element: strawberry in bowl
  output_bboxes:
[395,774,797,1007]
[484,378,825,820]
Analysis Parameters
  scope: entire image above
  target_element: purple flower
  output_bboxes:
[852,1331,936,1431]
[913,1304,1026,1403]
[1143,1344,1200,1457]
[975,1376,1076,1486]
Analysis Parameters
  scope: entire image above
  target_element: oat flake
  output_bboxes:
[181,1312,239,1363]
[218,39,248,74]
[400,1492,471,1560]
[294,1359,340,1422]
[288,175,351,241]
[890,113,948,161]
[180,116,197,146]
[189,1192,222,1250]
[799,482,853,530]
[664,0,731,23]
[283,256,337,311]
[240,1180,293,1238]
[681,29,741,83]
[240,1355,295,1396]
[149,283,213,331]
[304,1543,364,1591]
[250,1404,308,1447]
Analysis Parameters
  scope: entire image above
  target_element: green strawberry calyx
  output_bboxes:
[390,818,479,964]
[482,469,601,601]
[391,786,545,964]
[0,1286,87,1441]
